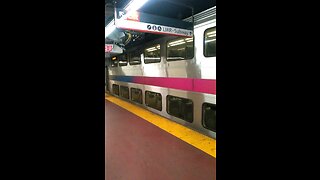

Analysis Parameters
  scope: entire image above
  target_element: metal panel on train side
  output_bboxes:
[108,16,216,139]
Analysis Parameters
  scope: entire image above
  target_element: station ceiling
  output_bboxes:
[105,0,216,23]
[105,0,216,50]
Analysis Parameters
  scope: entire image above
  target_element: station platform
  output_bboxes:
[105,94,216,180]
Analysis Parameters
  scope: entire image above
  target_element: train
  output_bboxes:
[105,7,216,139]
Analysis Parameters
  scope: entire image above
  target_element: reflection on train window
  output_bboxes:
[118,54,128,66]
[167,37,194,61]
[145,91,162,111]
[112,84,119,96]
[131,88,142,104]
[111,56,118,67]
[144,44,161,64]
[120,86,129,99]
[167,95,193,123]
[202,103,216,132]
[204,27,216,57]
[129,51,141,65]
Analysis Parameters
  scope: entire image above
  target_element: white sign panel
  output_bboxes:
[115,19,193,37]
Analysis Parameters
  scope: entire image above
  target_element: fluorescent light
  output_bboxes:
[205,39,216,43]
[170,41,186,46]
[146,47,157,51]
[105,0,149,39]
[207,31,216,35]
[169,39,184,45]
[105,25,116,38]
[105,20,116,38]
[125,0,149,12]
[145,57,160,60]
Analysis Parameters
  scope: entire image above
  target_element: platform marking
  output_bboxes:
[105,94,216,158]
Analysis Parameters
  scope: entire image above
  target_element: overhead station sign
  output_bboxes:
[115,9,193,37]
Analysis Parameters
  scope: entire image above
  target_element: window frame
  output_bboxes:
[129,51,142,65]
[120,86,129,99]
[203,27,216,57]
[110,56,118,67]
[166,35,195,61]
[166,95,194,123]
[130,87,142,104]
[112,84,119,96]
[145,90,162,111]
[118,54,128,66]
[143,44,161,64]
[202,102,216,132]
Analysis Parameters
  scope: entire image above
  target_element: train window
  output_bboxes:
[118,54,128,66]
[111,56,118,67]
[131,88,142,104]
[145,91,162,111]
[129,51,141,65]
[144,44,161,64]
[167,95,193,123]
[112,84,119,96]
[202,103,216,132]
[204,27,216,57]
[167,37,194,61]
[120,86,129,99]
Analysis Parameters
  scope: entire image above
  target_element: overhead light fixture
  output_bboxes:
[105,0,149,38]
[124,0,149,12]
[105,20,116,38]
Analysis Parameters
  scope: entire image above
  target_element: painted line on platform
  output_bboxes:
[105,94,216,158]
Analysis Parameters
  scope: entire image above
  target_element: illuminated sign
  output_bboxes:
[105,44,113,52]
[115,10,193,37]
[125,11,140,21]
[116,21,193,37]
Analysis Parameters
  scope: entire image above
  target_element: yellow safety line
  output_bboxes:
[105,94,216,158]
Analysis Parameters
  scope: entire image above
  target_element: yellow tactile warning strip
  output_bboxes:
[105,94,216,158]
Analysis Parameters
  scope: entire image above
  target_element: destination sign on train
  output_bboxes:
[115,10,193,37]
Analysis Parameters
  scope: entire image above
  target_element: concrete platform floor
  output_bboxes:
[105,99,216,180]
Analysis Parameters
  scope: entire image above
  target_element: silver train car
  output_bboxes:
[106,7,216,138]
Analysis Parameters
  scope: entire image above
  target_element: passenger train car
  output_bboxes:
[106,7,216,139]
